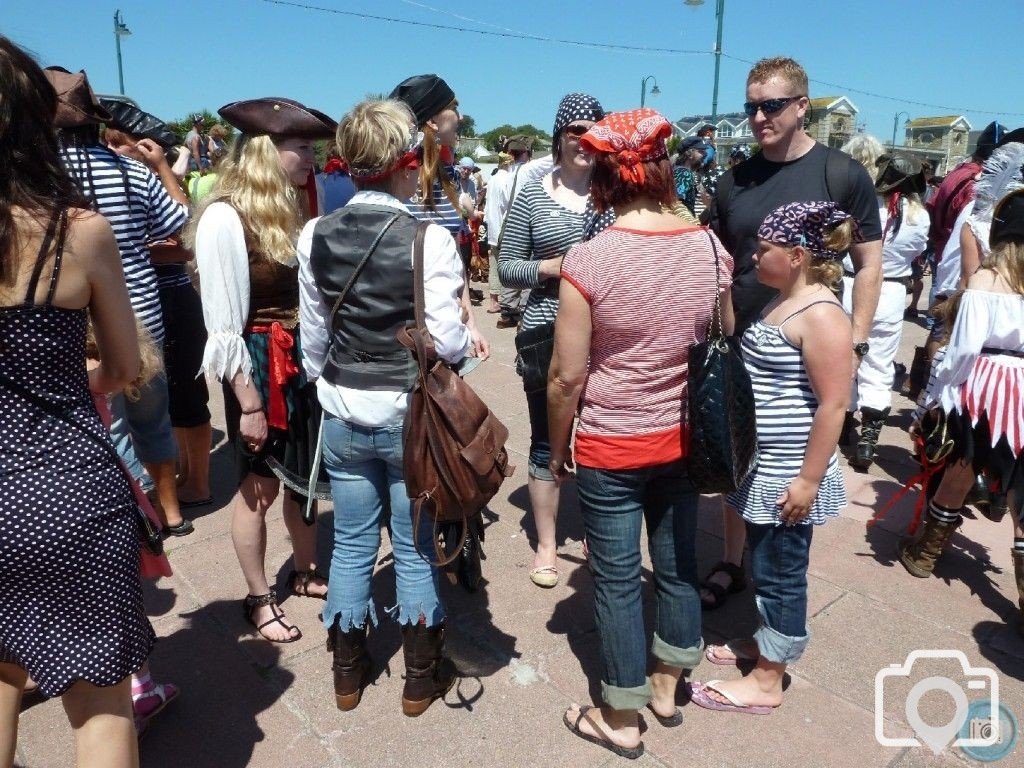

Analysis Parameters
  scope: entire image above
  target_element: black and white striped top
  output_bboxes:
[59,146,189,342]
[497,179,588,333]
[726,301,847,525]
[407,180,464,240]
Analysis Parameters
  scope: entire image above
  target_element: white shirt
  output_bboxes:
[843,197,928,278]
[483,156,554,245]
[931,289,1024,417]
[934,200,973,297]
[297,191,471,427]
[194,202,266,382]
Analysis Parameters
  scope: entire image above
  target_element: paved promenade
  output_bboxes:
[15,286,1024,767]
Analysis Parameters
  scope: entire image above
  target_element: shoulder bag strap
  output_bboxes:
[412,220,429,330]
[704,228,725,341]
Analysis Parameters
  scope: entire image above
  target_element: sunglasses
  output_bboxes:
[743,96,804,117]
[563,124,590,139]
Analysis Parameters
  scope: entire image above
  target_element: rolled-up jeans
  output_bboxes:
[576,460,704,710]
[320,414,444,632]
[745,521,813,665]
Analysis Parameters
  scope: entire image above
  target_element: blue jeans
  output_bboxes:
[745,521,813,664]
[320,415,444,632]
[576,460,704,710]
[525,388,552,480]
[108,370,176,490]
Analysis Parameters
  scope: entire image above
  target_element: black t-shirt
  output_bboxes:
[710,143,882,332]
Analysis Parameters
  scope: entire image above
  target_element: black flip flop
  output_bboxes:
[562,706,644,760]
[178,496,213,509]
[699,561,746,610]
[163,519,194,537]
[645,701,683,727]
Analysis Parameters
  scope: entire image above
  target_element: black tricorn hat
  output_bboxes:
[990,188,1024,247]
[997,127,1024,148]
[218,97,336,139]
[975,121,1006,161]
[99,97,178,149]
[875,153,923,195]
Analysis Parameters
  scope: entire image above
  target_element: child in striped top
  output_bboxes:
[691,201,855,716]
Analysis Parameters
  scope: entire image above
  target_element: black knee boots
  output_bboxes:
[851,407,889,470]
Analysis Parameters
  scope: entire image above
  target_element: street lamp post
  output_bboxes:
[640,76,660,108]
[113,10,132,95]
[685,0,725,122]
[891,110,911,150]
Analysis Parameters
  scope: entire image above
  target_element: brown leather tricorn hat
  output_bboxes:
[43,67,112,129]
[217,97,336,139]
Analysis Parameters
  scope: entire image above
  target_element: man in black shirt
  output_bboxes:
[710,57,882,338]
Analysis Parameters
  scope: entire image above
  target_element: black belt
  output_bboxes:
[843,270,910,285]
[981,346,1024,358]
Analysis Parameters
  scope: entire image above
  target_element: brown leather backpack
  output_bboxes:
[397,223,515,565]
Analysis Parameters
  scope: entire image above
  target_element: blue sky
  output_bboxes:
[5,0,1023,143]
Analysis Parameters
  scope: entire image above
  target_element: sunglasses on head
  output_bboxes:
[563,124,589,138]
[743,96,804,117]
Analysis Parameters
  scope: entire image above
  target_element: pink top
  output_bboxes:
[561,225,733,469]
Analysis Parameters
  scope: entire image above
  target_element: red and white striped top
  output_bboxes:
[561,225,733,470]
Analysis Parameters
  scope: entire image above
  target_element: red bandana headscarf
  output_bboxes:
[580,108,672,185]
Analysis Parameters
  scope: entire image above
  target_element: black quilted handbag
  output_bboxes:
[686,231,757,494]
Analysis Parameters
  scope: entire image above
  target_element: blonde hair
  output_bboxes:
[336,99,414,191]
[806,218,856,290]
[841,135,885,182]
[982,239,1024,295]
[747,56,809,95]
[85,317,163,402]
[183,134,300,265]
[417,100,460,213]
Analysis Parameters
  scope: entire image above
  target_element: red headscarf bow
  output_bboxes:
[580,108,672,185]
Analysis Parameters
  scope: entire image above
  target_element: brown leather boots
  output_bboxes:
[400,622,457,717]
[898,515,962,578]
[328,620,457,715]
[327,624,371,711]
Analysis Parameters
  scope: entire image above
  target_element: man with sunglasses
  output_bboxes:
[708,56,882,338]
[699,56,883,615]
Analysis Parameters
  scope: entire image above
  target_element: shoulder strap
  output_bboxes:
[412,220,429,330]
[44,209,70,306]
[778,298,843,329]
[824,147,852,207]
[495,165,524,250]
[704,228,726,340]
[326,214,401,328]
[24,209,62,305]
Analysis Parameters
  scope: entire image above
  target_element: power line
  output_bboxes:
[721,53,1024,118]
[260,0,708,55]
[260,0,1024,119]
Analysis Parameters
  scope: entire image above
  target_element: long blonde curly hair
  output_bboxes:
[183,134,301,265]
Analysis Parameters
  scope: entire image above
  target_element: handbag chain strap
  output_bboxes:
[705,228,725,342]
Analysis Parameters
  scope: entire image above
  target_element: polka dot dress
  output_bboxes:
[0,214,155,698]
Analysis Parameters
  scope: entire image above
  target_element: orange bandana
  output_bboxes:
[580,108,672,184]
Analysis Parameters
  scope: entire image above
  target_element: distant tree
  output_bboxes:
[459,114,477,137]
[168,109,232,144]
[480,122,552,152]
[666,136,680,157]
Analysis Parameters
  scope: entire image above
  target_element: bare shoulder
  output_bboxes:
[966,267,1004,292]
[789,298,850,343]
[66,208,116,246]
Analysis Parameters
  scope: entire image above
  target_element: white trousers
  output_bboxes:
[842,277,907,412]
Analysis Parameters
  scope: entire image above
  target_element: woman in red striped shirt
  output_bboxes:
[548,108,734,759]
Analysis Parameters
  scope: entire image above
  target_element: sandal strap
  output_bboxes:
[244,592,277,608]
[707,561,745,584]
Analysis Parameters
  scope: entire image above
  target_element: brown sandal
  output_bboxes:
[287,568,329,600]
[243,593,302,643]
